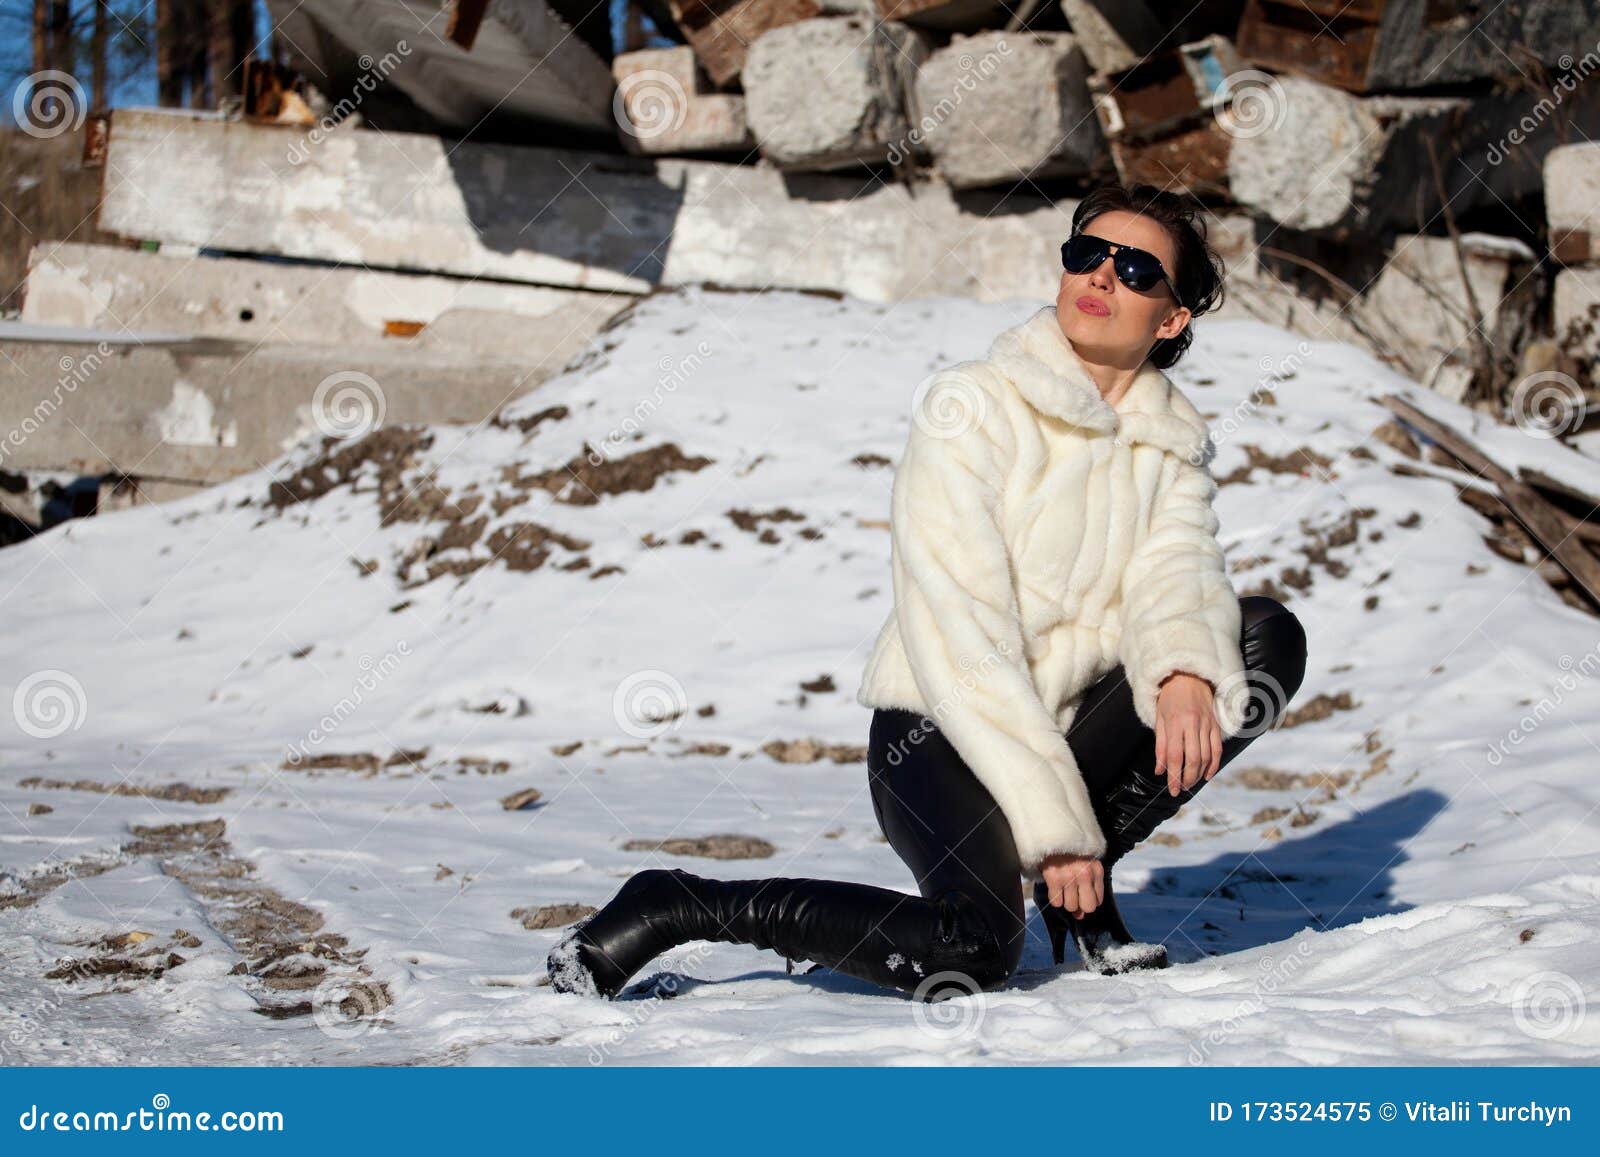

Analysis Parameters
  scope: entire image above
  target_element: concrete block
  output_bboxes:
[1547,143,1600,264]
[1229,75,1600,237]
[743,17,930,171]
[914,31,1103,190]
[1062,0,1166,75]
[666,0,823,88]
[1554,266,1600,362]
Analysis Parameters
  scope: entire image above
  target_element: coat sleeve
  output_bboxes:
[1116,456,1252,739]
[888,367,1108,877]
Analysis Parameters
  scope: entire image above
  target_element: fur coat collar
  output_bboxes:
[985,304,1212,464]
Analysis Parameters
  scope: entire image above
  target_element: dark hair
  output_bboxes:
[1069,181,1226,370]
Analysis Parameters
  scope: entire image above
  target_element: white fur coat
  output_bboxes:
[855,303,1252,880]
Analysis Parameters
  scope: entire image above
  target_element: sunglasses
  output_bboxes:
[1060,231,1177,298]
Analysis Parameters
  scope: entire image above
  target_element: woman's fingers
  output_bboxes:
[1185,713,1206,791]
[1152,712,1166,780]
[1204,717,1222,780]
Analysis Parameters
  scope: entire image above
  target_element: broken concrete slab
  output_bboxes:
[743,16,929,171]
[96,108,1076,304]
[0,320,598,490]
[914,31,1103,189]
[21,242,628,366]
[260,0,616,135]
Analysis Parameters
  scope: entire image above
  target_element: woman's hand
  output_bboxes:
[1154,671,1222,796]
[1038,852,1104,919]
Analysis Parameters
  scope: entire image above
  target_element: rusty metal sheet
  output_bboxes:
[1109,121,1232,200]
[445,0,490,51]
[669,0,822,87]
[1237,0,1386,92]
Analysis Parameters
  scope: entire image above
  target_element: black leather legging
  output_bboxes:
[866,594,1309,984]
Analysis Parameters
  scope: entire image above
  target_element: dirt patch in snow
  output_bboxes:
[264,426,435,513]
[130,818,390,1021]
[512,903,596,930]
[758,738,867,764]
[1215,444,1335,486]
[619,835,777,859]
[18,776,230,804]
[500,442,714,507]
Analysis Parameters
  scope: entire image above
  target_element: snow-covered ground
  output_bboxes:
[2,288,1597,1065]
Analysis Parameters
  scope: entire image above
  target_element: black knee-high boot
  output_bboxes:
[1038,598,1308,973]
[1035,758,1213,974]
[548,867,1009,1000]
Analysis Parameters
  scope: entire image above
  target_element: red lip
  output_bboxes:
[1075,295,1110,317]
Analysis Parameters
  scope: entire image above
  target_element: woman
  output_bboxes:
[549,182,1308,1001]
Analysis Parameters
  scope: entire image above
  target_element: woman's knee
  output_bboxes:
[935,891,1024,991]
[1239,595,1308,704]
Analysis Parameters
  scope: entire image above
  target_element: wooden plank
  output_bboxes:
[1379,393,1600,603]
[1501,480,1600,606]
[1375,395,1510,483]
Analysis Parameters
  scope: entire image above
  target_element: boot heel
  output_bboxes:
[1033,874,1168,974]
[1033,881,1069,964]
